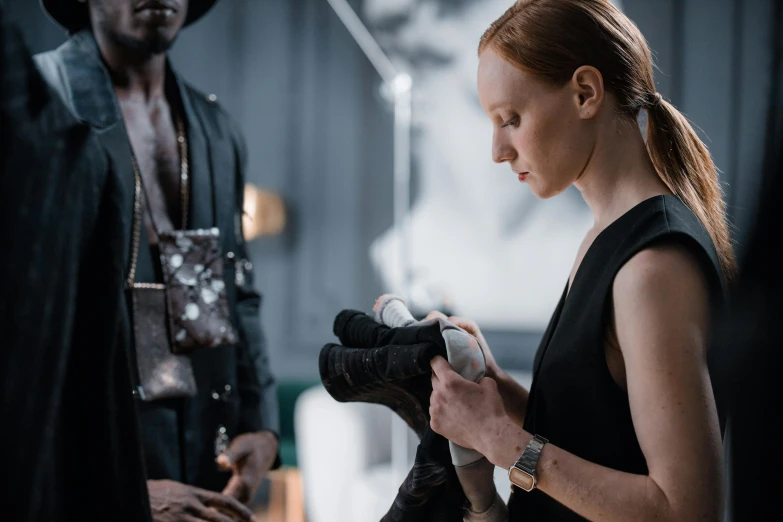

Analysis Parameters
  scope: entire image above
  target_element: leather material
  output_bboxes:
[158,228,238,354]
[323,309,446,437]
[320,341,439,438]
[131,286,197,401]
[319,309,469,521]
[372,296,486,467]
[381,429,466,522]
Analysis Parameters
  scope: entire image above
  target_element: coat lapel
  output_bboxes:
[171,69,214,230]
[174,74,235,243]
[40,31,235,274]
[56,31,122,130]
[39,31,138,279]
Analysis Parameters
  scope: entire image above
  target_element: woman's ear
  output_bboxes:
[571,66,605,119]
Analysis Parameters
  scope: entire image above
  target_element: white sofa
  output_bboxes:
[295,371,533,522]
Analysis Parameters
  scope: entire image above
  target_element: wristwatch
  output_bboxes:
[508,434,548,492]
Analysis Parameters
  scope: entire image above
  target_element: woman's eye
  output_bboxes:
[501,116,519,128]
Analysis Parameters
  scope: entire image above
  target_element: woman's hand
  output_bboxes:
[429,355,508,452]
[425,312,500,378]
[426,312,529,426]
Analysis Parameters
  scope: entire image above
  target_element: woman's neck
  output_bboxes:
[574,116,671,231]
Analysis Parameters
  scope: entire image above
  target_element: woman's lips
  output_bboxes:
[517,172,529,182]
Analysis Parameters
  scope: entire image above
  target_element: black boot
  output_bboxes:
[319,309,468,521]
[381,429,467,522]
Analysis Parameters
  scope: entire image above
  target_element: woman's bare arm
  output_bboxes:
[455,243,723,522]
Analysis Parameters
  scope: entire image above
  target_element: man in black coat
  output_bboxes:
[0,3,151,520]
[33,0,280,518]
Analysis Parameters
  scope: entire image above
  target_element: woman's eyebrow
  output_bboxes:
[487,102,513,113]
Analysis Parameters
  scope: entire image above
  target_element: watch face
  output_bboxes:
[509,466,535,492]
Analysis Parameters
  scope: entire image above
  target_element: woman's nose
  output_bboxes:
[492,133,515,164]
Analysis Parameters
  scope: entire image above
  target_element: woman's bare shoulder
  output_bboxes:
[614,241,709,304]
[612,241,711,356]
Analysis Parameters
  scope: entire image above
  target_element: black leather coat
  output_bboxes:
[34,30,280,492]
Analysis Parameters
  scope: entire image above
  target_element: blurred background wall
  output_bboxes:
[4,0,778,379]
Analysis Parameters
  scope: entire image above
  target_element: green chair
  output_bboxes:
[276,379,320,467]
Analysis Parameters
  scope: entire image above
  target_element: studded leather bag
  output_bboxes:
[126,122,197,401]
[127,117,235,401]
[157,227,237,354]
[129,284,197,401]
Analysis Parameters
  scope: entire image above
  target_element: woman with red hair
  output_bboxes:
[429,1,731,520]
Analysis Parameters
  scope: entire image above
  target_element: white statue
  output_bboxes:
[365,0,623,329]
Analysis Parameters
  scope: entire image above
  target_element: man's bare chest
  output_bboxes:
[121,101,184,235]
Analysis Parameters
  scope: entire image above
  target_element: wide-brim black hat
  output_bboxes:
[41,0,219,33]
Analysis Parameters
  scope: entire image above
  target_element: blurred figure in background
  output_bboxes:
[34,0,279,519]
[711,6,783,514]
[0,2,151,519]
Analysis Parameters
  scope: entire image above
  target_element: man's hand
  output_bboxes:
[217,431,279,503]
[147,479,257,522]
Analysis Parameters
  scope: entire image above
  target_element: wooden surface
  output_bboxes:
[254,468,305,522]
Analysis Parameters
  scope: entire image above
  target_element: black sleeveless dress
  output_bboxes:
[507,195,725,521]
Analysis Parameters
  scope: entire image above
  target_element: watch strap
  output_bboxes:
[516,434,548,475]
[508,434,548,491]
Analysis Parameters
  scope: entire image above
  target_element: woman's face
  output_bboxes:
[478,48,595,199]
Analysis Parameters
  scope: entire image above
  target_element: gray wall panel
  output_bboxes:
[4,0,777,377]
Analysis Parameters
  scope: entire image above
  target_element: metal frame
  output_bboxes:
[325,0,414,483]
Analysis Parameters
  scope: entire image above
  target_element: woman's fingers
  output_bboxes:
[447,315,480,336]
[425,310,449,322]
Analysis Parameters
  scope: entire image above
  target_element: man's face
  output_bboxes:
[89,0,190,55]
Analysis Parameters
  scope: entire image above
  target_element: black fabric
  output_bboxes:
[334,308,454,352]
[382,429,466,522]
[320,341,438,438]
[320,310,467,521]
[325,309,449,437]
[40,0,219,33]
[0,6,151,520]
[509,195,725,521]
[32,29,280,492]
[710,12,783,517]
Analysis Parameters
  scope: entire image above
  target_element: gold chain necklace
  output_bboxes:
[127,117,188,288]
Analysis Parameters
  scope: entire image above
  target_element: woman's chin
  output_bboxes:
[527,180,550,200]
[529,180,570,200]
